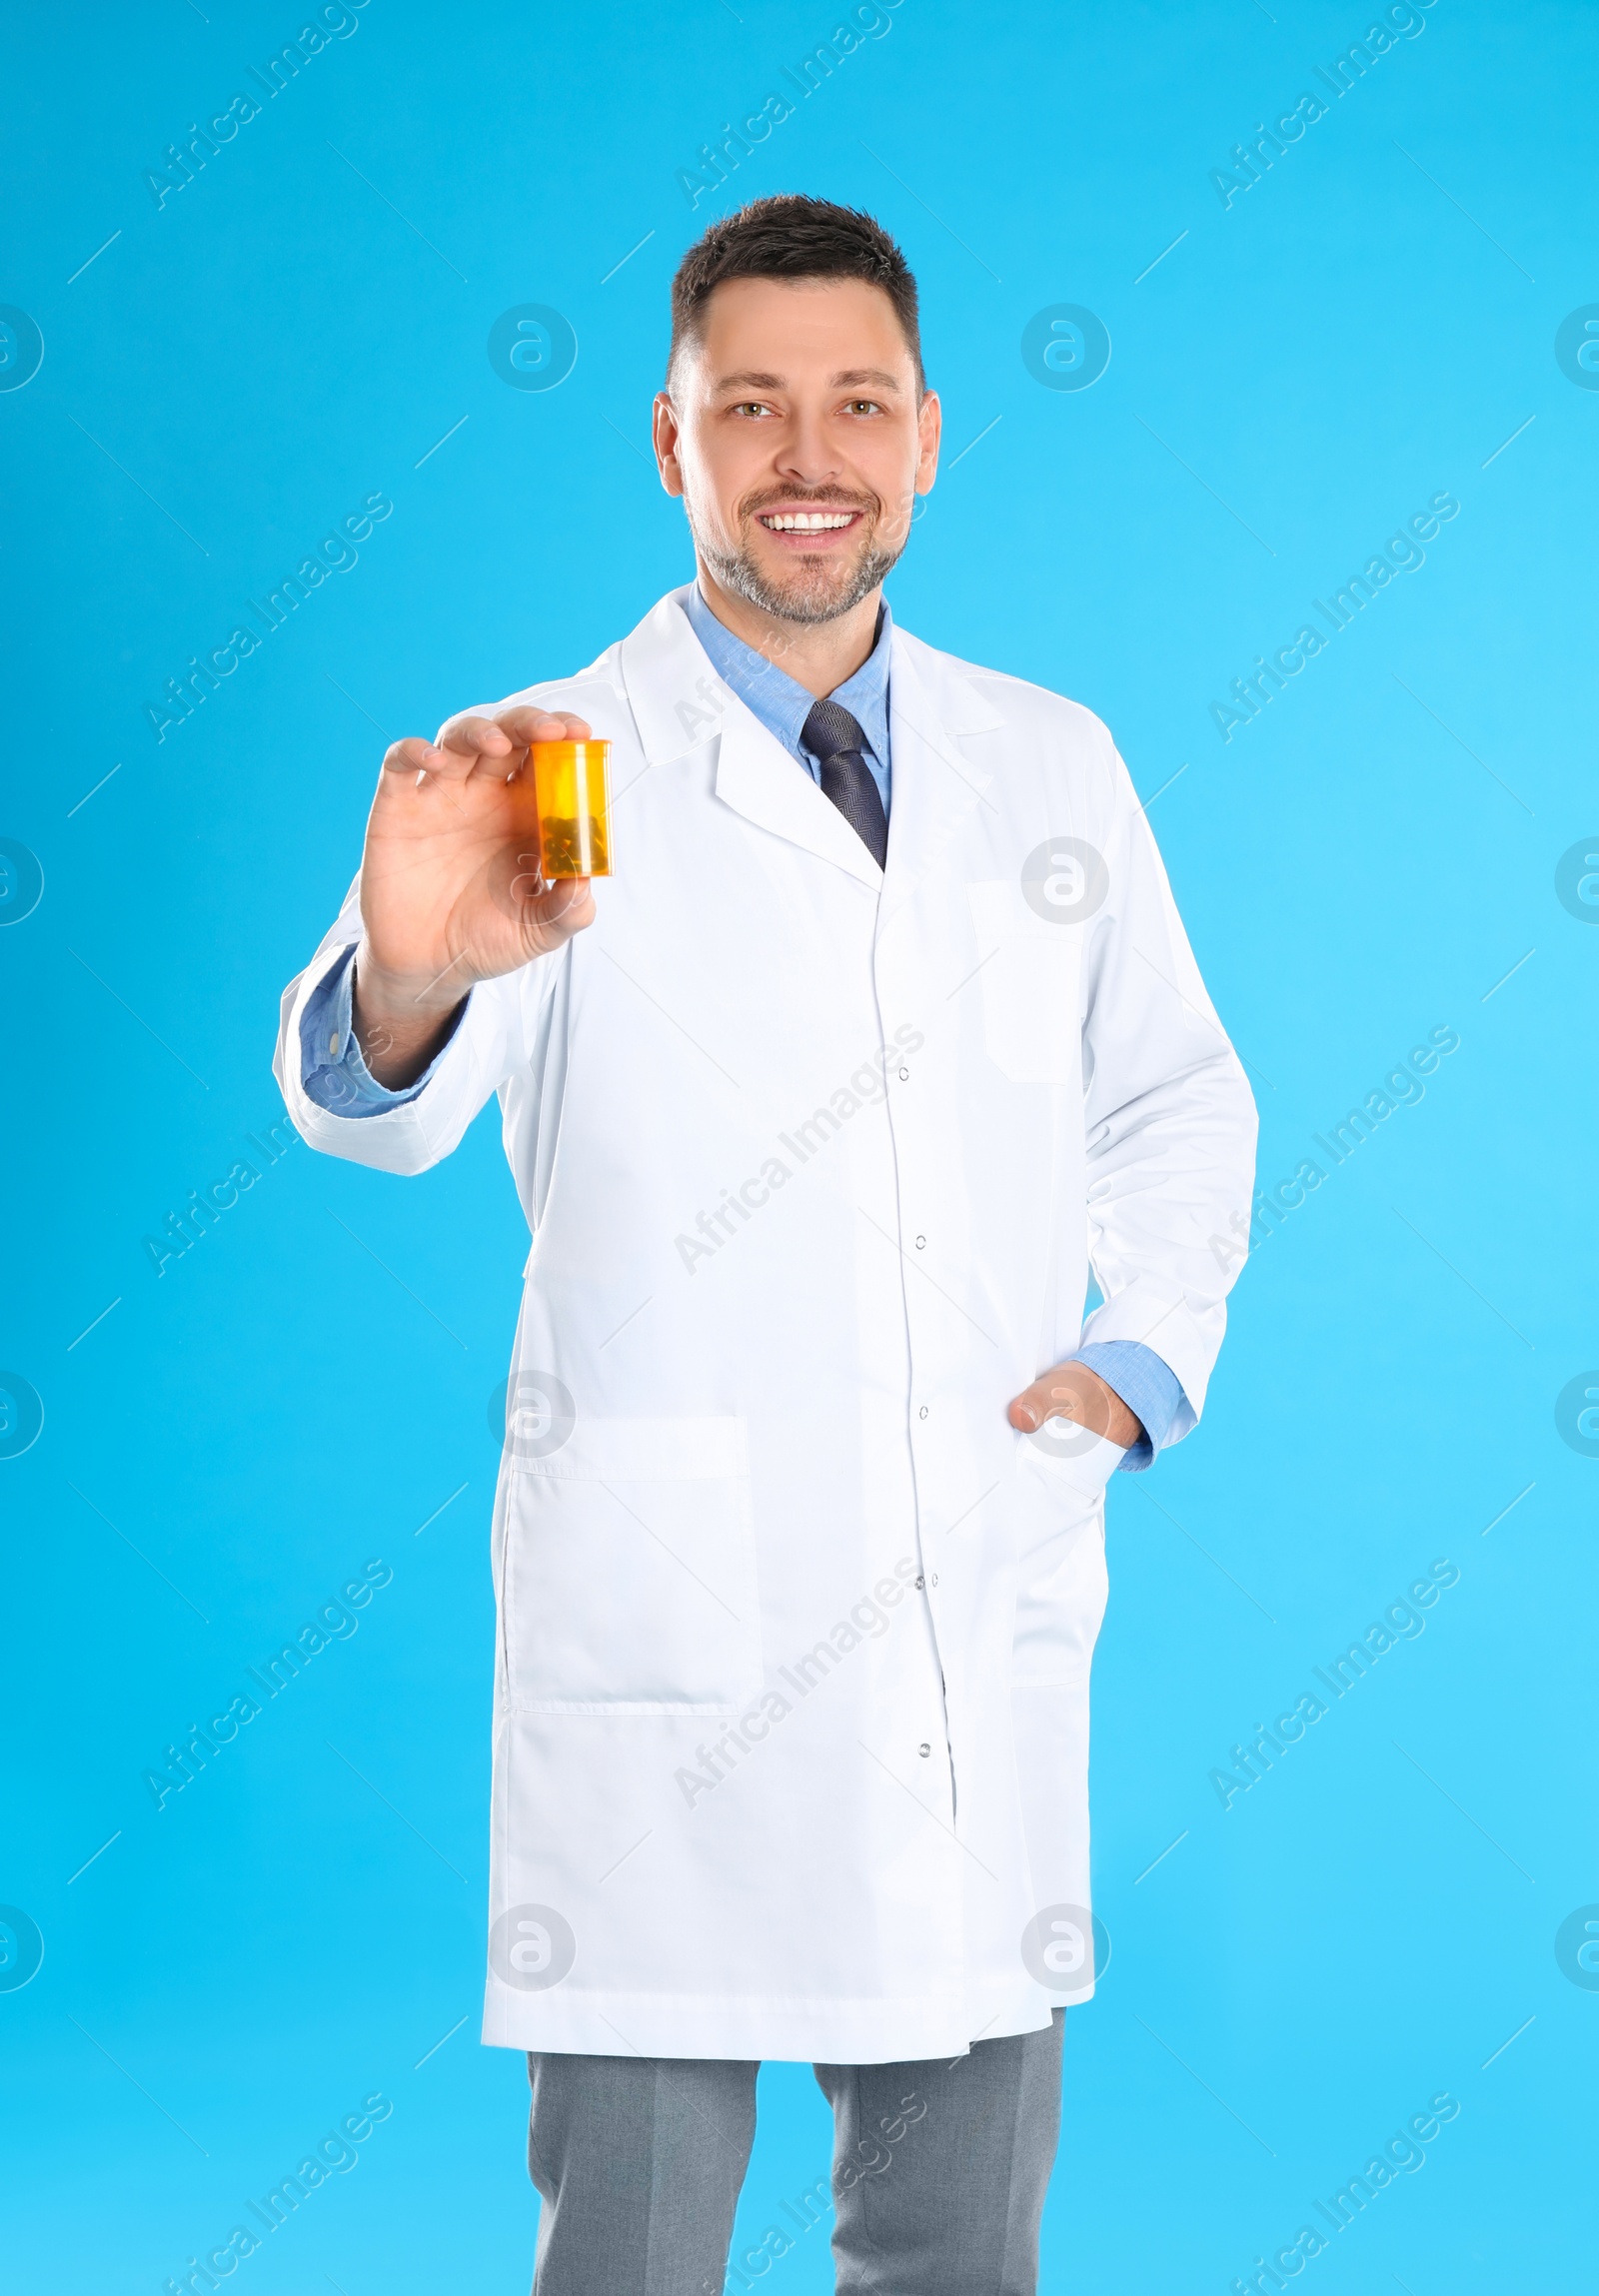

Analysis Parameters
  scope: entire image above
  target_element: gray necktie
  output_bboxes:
[800,697,888,870]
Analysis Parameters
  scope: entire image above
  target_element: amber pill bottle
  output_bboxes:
[529,740,612,878]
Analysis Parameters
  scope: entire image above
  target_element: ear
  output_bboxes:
[914,389,941,495]
[653,393,685,497]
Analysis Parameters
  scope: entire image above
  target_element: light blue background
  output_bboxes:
[2,1,1595,2288]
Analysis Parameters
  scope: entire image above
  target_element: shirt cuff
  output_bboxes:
[298,944,467,1117]
[1067,1341,1186,1474]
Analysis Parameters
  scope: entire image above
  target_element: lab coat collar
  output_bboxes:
[618,584,1006,894]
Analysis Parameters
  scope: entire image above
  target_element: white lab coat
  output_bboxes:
[275,585,1255,2064]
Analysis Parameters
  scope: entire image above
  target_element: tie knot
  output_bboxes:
[801,696,867,766]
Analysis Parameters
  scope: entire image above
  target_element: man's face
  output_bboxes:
[654,276,940,625]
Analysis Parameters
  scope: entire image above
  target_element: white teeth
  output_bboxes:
[761,511,856,531]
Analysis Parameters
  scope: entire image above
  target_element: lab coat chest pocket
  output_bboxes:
[505,1417,761,1715]
[965,882,1083,1086]
[1010,1433,1122,1686]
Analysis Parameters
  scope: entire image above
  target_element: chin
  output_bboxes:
[760,562,858,616]
[729,541,898,626]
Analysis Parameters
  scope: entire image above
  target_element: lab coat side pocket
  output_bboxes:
[504,1416,762,1717]
[1009,1432,1121,1687]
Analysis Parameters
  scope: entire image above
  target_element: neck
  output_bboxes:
[694,562,881,697]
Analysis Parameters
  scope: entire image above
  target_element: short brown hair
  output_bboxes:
[668,194,923,391]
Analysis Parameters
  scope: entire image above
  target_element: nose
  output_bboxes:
[774,407,842,491]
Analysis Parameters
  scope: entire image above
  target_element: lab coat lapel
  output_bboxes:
[617,584,884,891]
[878,626,1006,922]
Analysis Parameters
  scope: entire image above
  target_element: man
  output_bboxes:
[275,195,1255,2294]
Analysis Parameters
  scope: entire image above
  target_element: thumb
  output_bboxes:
[523,873,596,951]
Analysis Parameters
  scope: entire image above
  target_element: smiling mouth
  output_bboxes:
[757,509,863,534]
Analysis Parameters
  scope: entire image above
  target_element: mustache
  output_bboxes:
[742,486,877,520]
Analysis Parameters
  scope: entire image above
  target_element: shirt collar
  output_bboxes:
[684,581,892,769]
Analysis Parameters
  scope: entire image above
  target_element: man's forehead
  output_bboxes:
[687,274,915,385]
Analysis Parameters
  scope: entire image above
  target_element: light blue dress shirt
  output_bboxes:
[298,585,1186,1465]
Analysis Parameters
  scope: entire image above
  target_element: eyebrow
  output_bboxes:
[712,367,904,394]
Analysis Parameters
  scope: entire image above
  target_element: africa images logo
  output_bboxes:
[0,1906,45,1992]
[490,1904,577,1990]
[490,1371,578,1463]
[0,305,44,393]
[1020,1903,1110,1988]
[1554,1906,1599,1990]
[1020,307,1111,393]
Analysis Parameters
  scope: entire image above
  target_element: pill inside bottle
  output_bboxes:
[529,740,612,878]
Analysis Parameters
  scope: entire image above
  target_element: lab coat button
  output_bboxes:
[898,1066,910,1080]
[918,1405,928,1419]
[914,1235,925,1249]
[917,1742,931,1757]
[914,1575,924,1590]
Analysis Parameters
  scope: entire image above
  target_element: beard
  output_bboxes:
[691,489,908,626]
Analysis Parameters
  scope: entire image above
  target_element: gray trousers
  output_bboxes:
[526,2010,1063,2295]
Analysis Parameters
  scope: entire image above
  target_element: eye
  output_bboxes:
[731,400,773,418]
[844,399,884,416]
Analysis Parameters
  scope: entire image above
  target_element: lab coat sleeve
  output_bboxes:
[298,943,471,1116]
[273,870,551,1176]
[1075,747,1257,1441]
[1068,1337,1184,1471]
